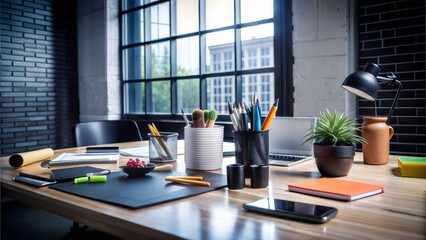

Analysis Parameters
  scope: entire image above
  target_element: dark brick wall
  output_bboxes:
[1,0,79,156]
[358,0,425,156]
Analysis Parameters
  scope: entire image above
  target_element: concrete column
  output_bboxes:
[77,0,120,121]
[292,0,349,117]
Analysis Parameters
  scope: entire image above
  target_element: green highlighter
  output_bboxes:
[74,175,107,184]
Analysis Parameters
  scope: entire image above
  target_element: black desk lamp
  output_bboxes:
[341,62,402,125]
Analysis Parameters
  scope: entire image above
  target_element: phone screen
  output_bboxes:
[243,197,338,223]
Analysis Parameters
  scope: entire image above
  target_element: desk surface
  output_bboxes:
[1,142,425,240]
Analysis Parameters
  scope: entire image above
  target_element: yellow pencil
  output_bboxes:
[165,177,210,187]
[261,98,279,131]
[165,176,204,181]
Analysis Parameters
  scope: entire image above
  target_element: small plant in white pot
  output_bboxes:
[304,109,366,177]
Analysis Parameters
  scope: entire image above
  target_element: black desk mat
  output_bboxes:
[50,171,227,209]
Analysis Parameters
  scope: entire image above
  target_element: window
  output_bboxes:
[121,0,292,118]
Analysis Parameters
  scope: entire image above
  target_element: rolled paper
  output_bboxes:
[153,164,173,172]
[89,175,107,183]
[74,177,89,184]
[9,148,54,168]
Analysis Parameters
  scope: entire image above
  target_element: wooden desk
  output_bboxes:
[1,142,425,239]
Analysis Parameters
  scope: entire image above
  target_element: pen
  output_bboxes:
[241,104,248,131]
[86,169,111,177]
[228,102,239,131]
[244,102,252,130]
[181,108,190,126]
[253,100,262,131]
[262,98,279,131]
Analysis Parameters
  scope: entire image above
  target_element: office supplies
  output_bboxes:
[48,152,119,166]
[288,178,384,201]
[227,102,239,131]
[166,176,204,180]
[147,123,174,160]
[90,175,107,183]
[181,108,190,126]
[243,197,338,224]
[153,164,173,172]
[50,171,227,209]
[253,100,262,131]
[86,170,111,177]
[233,130,269,177]
[398,157,426,177]
[86,146,119,153]
[9,148,54,168]
[250,164,269,188]
[192,109,205,128]
[241,104,248,131]
[268,117,317,166]
[261,98,279,131]
[51,166,107,182]
[244,102,252,128]
[226,164,245,189]
[165,176,211,187]
[19,172,54,182]
[13,176,57,187]
[206,109,218,128]
[74,177,89,184]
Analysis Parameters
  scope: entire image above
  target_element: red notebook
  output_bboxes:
[288,178,384,201]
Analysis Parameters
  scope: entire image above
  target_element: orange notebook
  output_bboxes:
[288,178,384,201]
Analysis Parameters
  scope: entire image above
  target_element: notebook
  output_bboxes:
[268,117,317,166]
[288,178,384,201]
[49,152,119,166]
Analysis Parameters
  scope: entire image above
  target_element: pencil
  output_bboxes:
[228,102,239,131]
[261,98,279,131]
[181,108,190,126]
[165,176,204,181]
[165,177,211,187]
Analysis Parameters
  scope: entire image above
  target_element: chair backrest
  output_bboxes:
[74,120,143,147]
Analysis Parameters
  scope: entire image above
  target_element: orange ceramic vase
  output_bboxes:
[361,117,394,165]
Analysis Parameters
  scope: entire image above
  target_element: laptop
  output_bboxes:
[268,117,317,166]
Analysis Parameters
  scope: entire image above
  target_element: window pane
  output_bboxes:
[122,0,143,11]
[241,23,274,70]
[176,0,198,35]
[149,81,170,113]
[206,0,234,30]
[206,76,235,114]
[206,30,234,73]
[177,79,200,113]
[122,10,144,45]
[241,0,273,23]
[242,73,274,114]
[148,2,170,41]
[176,36,199,76]
[123,46,144,80]
[125,82,145,113]
[149,41,170,78]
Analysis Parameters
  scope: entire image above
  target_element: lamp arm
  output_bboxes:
[376,74,402,125]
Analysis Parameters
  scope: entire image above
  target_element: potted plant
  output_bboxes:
[304,109,366,177]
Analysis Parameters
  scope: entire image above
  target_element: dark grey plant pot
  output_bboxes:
[314,144,355,177]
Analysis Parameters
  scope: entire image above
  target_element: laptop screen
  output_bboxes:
[268,117,316,156]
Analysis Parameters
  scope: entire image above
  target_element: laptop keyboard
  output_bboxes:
[269,154,305,162]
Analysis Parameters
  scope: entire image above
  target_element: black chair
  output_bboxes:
[74,120,143,147]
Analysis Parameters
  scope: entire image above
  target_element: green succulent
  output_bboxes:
[304,109,366,146]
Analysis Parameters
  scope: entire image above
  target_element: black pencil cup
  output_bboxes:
[233,130,269,178]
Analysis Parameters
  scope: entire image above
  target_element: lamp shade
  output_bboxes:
[341,63,381,101]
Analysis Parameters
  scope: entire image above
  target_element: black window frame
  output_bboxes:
[120,0,293,122]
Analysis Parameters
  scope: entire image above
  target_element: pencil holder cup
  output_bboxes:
[184,125,224,170]
[148,132,179,162]
[233,130,269,177]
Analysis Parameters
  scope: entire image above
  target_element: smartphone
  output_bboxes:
[243,197,338,223]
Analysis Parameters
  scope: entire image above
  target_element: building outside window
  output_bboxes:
[120,0,289,117]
